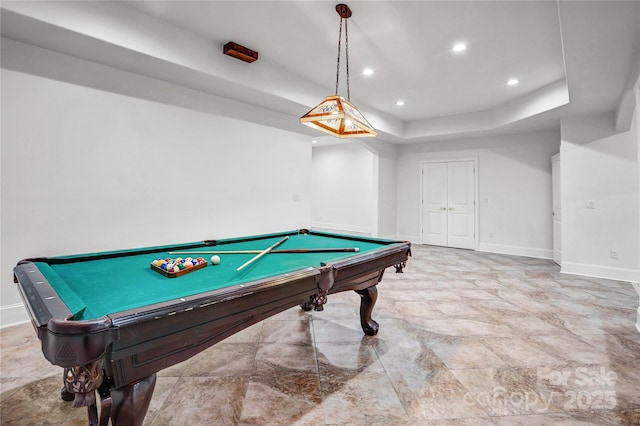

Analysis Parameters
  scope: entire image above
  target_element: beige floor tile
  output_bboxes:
[239,373,322,426]
[147,376,245,425]
[389,369,488,420]
[254,342,318,375]
[321,372,408,424]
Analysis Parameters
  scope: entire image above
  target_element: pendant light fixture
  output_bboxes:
[299,3,377,138]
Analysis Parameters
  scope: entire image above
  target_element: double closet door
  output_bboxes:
[421,160,476,249]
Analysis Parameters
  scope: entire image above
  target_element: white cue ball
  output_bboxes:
[210,255,221,265]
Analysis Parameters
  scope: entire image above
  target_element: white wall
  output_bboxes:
[311,144,374,235]
[396,131,560,258]
[1,69,312,327]
[376,154,398,238]
[560,112,639,282]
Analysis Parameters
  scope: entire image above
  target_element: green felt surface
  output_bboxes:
[37,231,396,321]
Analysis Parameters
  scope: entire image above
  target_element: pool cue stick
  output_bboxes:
[168,248,360,255]
[274,248,359,253]
[235,236,289,272]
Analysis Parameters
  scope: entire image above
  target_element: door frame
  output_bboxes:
[551,153,562,265]
[419,157,479,250]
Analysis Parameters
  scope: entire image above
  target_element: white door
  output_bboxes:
[552,154,562,265]
[447,161,476,249]
[422,163,448,246]
[422,161,476,249]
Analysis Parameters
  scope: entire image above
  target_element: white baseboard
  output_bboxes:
[405,239,553,259]
[478,243,553,259]
[395,234,421,245]
[0,303,30,328]
[561,262,640,283]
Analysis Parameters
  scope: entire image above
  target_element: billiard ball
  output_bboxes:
[210,255,220,265]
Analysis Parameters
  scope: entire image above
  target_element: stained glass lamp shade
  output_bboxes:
[300,96,377,138]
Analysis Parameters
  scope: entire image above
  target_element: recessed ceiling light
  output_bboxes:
[507,78,520,86]
[312,140,317,144]
[452,43,467,52]
[362,68,374,76]
[395,100,405,106]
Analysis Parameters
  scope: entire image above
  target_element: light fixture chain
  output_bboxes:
[345,18,350,101]
[335,16,343,96]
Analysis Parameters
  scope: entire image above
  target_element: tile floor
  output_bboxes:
[1,245,639,425]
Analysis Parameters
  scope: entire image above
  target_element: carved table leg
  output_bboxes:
[109,374,157,426]
[300,288,328,312]
[60,385,74,401]
[63,361,103,426]
[394,261,407,273]
[97,377,113,426]
[60,363,155,425]
[87,403,99,426]
[355,286,379,336]
[64,361,103,408]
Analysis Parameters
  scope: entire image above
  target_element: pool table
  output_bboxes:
[14,229,410,426]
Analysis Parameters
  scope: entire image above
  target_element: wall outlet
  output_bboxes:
[610,250,619,259]
[585,200,595,209]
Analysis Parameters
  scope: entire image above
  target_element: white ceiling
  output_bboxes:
[124,0,568,120]
[2,1,639,144]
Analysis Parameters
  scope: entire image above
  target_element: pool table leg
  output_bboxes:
[300,289,328,312]
[394,261,407,273]
[355,285,379,336]
[61,371,156,425]
[108,373,157,426]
